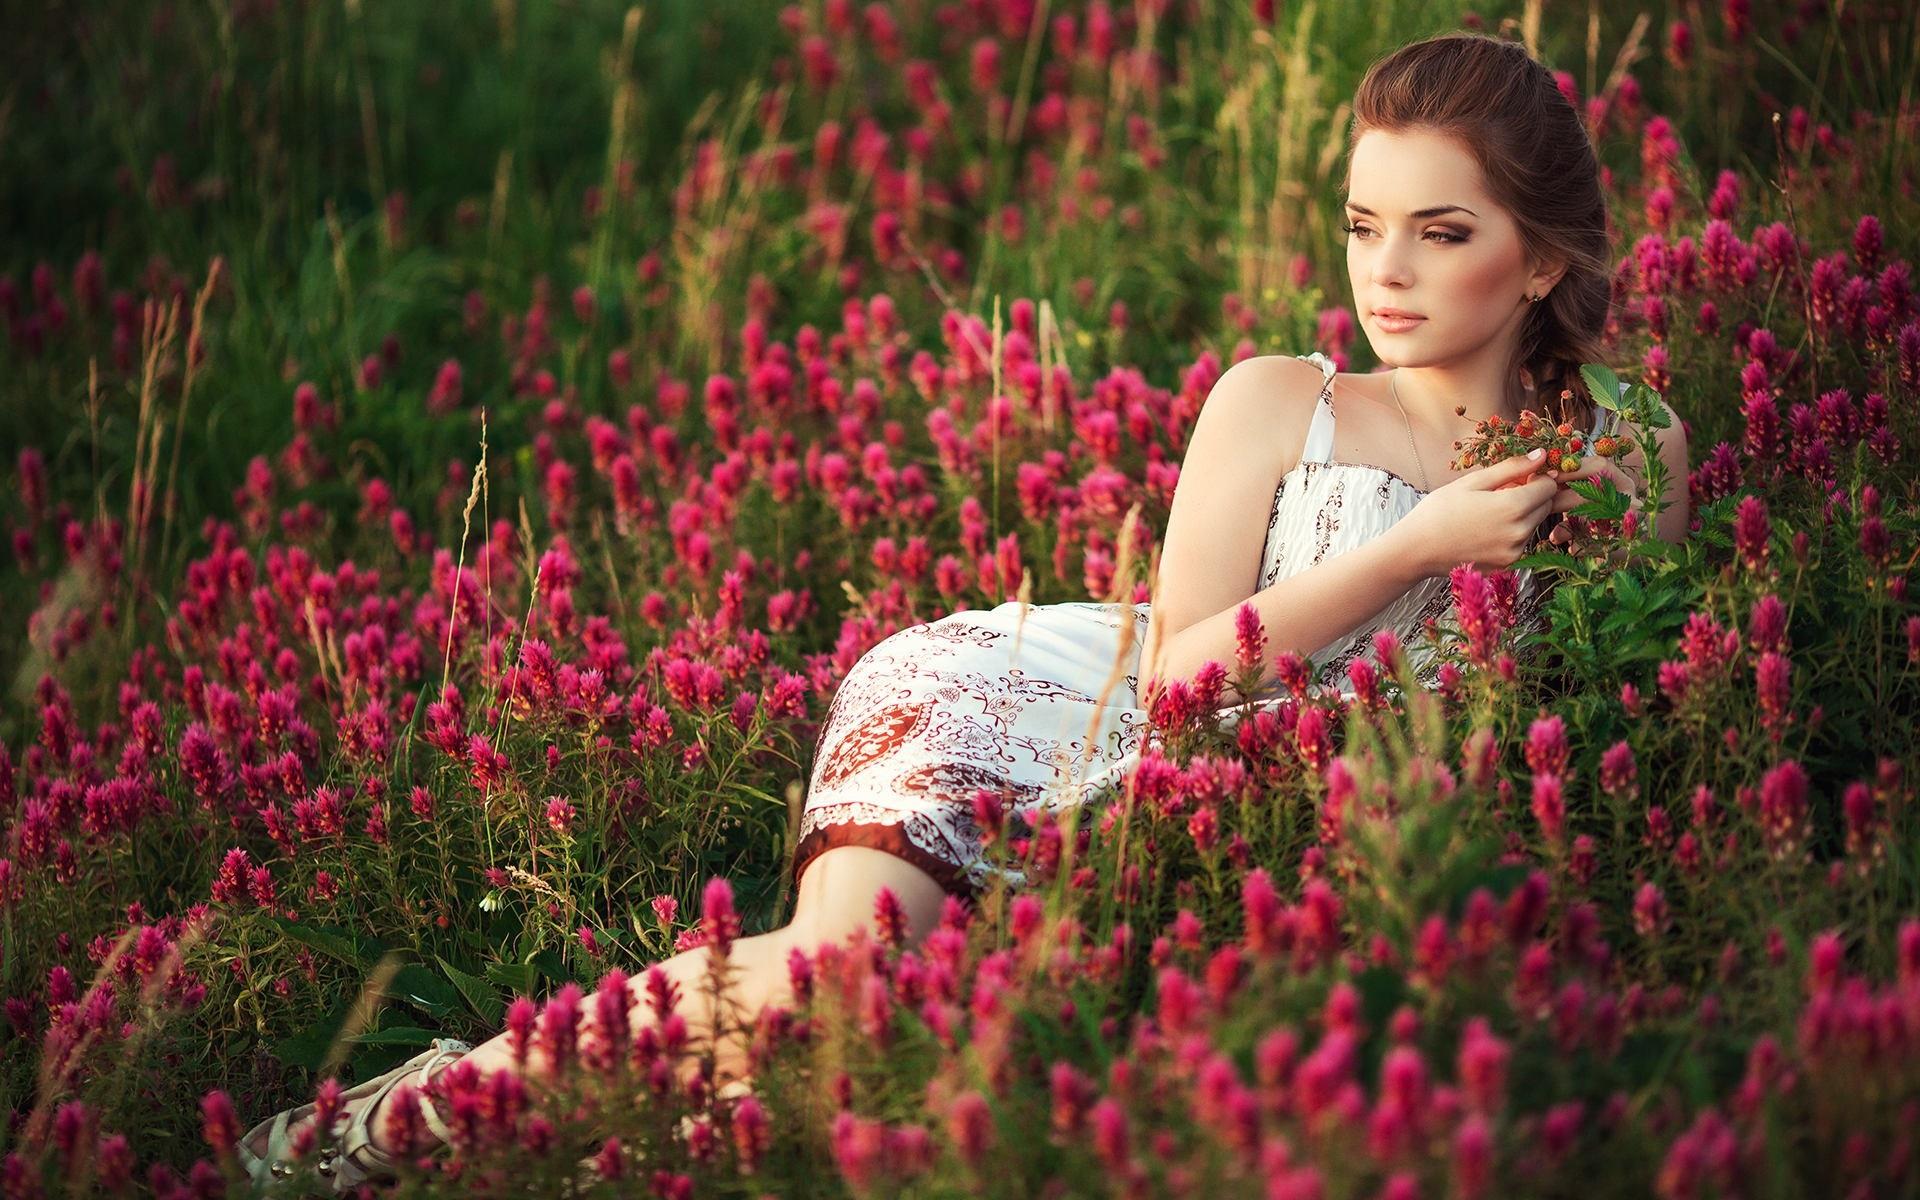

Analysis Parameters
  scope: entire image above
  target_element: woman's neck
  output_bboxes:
[1389,361,1534,437]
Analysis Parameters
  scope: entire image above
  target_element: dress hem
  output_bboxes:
[792,822,984,902]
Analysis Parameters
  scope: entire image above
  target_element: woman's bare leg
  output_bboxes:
[358,845,951,1153]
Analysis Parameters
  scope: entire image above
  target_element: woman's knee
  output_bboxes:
[790,845,950,950]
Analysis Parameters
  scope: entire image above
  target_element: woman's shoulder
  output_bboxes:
[1194,356,1333,466]
[1212,354,1334,408]
[1230,350,1333,375]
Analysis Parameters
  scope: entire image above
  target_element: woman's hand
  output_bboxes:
[1543,457,1642,552]
[1396,449,1561,576]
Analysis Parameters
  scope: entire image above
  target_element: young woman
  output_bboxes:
[242,29,1688,1188]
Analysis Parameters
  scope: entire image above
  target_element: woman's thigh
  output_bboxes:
[790,845,950,950]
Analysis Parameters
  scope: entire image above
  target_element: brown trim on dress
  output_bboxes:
[792,823,983,901]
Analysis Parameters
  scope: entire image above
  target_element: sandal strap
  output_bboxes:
[331,1038,472,1181]
[410,1038,470,1146]
[238,1109,296,1188]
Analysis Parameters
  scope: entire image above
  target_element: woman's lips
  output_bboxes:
[1373,312,1425,333]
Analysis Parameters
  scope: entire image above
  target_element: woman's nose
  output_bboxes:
[1371,262,1411,289]
[1369,242,1413,285]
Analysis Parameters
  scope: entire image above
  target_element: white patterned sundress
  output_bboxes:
[793,352,1608,897]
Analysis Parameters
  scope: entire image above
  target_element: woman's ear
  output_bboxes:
[1526,253,1569,300]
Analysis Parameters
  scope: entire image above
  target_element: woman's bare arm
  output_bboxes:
[1140,520,1430,706]
[1138,353,1435,706]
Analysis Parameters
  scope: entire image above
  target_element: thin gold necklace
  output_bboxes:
[1387,369,1433,493]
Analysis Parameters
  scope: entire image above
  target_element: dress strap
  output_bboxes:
[1294,352,1339,465]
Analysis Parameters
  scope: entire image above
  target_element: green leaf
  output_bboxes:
[1690,494,1743,549]
[267,917,384,969]
[437,955,506,1024]
[1627,540,1682,565]
[1679,1047,1716,1106]
[531,948,571,985]
[388,963,462,1020]
[1441,862,1533,920]
[1623,384,1672,425]
[347,1026,443,1047]
[1643,584,1683,612]
[727,781,788,808]
[1352,967,1407,1033]
[1578,364,1624,411]
[1404,805,1456,868]
[1565,478,1632,518]
[1597,611,1640,639]
[1612,1029,1687,1088]
[272,995,354,1073]
[1512,548,1582,572]
[484,960,539,996]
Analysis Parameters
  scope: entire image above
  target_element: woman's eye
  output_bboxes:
[1341,223,1467,244]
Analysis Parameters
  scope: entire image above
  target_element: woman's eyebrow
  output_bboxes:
[1343,202,1479,218]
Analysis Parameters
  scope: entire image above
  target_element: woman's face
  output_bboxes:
[1343,127,1561,368]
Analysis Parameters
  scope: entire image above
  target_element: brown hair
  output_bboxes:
[1343,31,1613,434]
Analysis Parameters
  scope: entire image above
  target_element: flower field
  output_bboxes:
[2,0,1918,1196]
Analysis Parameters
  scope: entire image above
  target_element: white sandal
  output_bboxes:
[237,1038,470,1192]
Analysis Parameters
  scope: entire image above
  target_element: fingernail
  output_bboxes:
[1529,448,1544,459]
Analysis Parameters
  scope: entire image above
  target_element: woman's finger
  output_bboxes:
[1551,459,1630,486]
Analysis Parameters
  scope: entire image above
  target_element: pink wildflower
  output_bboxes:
[1806,930,1844,996]
[946,1090,994,1166]
[1452,1113,1493,1198]
[732,1095,769,1173]
[199,1090,239,1158]
[1633,883,1669,940]
[1457,1017,1509,1115]
[830,1110,888,1191]
[538,983,583,1075]
[1530,775,1566,846]
[873,886,908,950]
[701,877,740,958]
[1757,759,1810,860]
[381,1082,426,1155]
[505,996,538,1070]
[1234,601,1266,672]
[1049,1061,1095,1137]
[465,735,511,792]
[1243,868,1284,958]
[588,969,631,1075]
